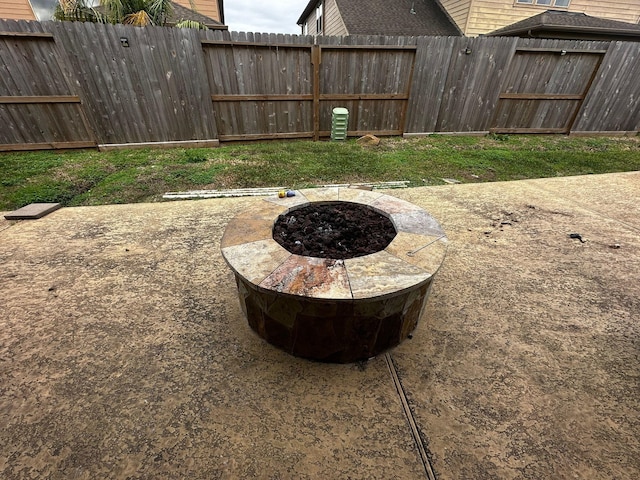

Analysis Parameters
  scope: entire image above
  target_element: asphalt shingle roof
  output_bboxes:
[489,9,640,37]
[298,0,461,37]
[167,1,225,28]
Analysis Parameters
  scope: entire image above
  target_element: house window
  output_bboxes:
[30,0,58,21]
[516,0,570,6]
[316,2,323,34]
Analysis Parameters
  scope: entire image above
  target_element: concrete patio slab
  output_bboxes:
[1,172,638,479]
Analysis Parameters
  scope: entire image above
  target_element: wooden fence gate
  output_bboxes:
[201,39,416,142]
[0,31,96,151]
[490,47,606,134]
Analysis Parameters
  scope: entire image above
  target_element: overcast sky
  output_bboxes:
[224,0,308,34]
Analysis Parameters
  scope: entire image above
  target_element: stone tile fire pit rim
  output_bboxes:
[221,188,447,301]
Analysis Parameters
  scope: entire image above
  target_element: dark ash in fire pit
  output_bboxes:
[273,202,397,259]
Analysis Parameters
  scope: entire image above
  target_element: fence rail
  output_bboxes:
[0,19,638,151]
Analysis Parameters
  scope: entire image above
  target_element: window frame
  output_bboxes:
[316,2,323,34]
[515,0,571,7]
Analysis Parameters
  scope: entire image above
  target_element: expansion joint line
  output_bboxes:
[385,353,437,480]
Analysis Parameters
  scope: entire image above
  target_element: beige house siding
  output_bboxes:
[325,0,348,36]
[0,0,36,20]
[462,0,640,37]
[570,0,640,23]
[438,0,473,33]
[302,5,319,35]
[302,0,340,36]
[174,0,222,23]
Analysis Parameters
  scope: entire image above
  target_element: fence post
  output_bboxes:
[311,44,321,141]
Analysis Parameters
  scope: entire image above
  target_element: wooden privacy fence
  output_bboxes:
[0,19,639,151]
[202,39,417,141]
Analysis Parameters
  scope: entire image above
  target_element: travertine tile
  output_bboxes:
[337,188,384,205]
[345,251,432,299]
[298,187,340,202]
[386,231,448,274]
[264,190,309,208]
[219,215,274,248]
[221,239,290,284]
[370,195,423,214]
[391,210,445,236]
[260,255,352,299]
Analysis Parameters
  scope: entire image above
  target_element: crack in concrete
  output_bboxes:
[385,352,437,480]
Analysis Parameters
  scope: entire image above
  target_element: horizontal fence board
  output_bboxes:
[490,128,567,134]
[499,93,584,100]
[319,93,410,100]
[98,139,220,151]
[202,39,313,48]
[515,47,608,54]
[0,31,53,39]
[318,129,402,137]
[211,94,314,101]
[0,95,81,104]
[219,132,314,141]
[0,140,96,151]
[319,44,417,51]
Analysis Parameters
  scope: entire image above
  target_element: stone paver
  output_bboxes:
[4,202,61,220]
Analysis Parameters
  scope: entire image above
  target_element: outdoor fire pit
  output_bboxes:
[221,187,447,363]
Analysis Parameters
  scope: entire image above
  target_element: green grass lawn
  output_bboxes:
[1,134,639,211]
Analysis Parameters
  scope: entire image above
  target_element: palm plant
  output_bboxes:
[102,0,173,26]
[55,0,101,23]
[55,0,203,28]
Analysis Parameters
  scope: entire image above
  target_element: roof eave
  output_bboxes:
[297,0,320,25]
[490,24,640,38]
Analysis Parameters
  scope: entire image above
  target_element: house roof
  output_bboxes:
[173,0,224,24]
[167,1,226,28]
[297,0,461,37]
[488,10,640,40]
